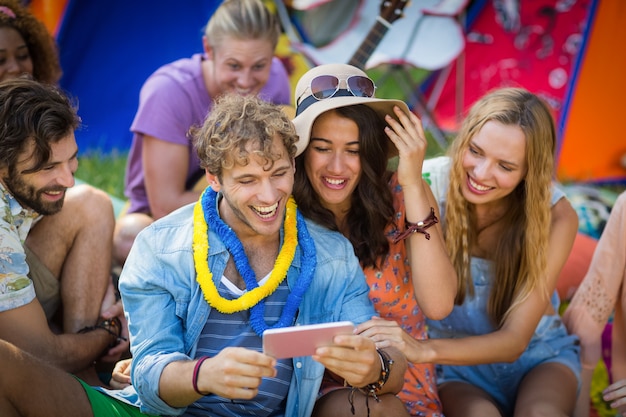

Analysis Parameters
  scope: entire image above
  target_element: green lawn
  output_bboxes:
[76,150,128,201]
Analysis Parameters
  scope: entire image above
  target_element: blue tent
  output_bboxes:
[56,0,220,155]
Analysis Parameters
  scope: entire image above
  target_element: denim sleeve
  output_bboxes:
[337,252,377,325]
[298,221,376,326]
[119,225,190,416]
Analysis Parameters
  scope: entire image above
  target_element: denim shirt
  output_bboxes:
[114,202,376,417]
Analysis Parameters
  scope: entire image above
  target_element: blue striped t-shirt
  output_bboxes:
[185,274,293,417]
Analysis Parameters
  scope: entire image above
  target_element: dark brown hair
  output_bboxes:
[0,78,79,173]
[294,105,394,269]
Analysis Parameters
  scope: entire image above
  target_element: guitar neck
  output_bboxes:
[348,18,390,69]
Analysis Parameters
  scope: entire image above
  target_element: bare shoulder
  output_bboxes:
[551,196,578,228]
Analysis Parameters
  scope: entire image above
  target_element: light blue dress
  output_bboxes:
[423,157,581,415]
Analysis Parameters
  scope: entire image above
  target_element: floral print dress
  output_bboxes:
[362,172,443,417]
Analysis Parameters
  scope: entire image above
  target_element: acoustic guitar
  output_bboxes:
[292,0,465,71]
[348,0,409,69]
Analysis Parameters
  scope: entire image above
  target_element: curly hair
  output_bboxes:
[0,0,61,84]
[192,93,297,179]
[204,0,280,50]
[445,87,556,326]
[293,105,394,269]
[0,78,79,173]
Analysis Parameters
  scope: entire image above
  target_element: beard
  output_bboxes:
[3,167,65,215]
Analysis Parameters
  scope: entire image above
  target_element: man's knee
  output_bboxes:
[65,184,115,225]
[113,213,153,266]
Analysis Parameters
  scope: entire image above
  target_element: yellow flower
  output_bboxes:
[193,195,298,313]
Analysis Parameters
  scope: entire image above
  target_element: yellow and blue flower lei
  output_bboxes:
[193,187,316,336]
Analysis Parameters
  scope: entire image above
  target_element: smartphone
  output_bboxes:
[262,321,355,359]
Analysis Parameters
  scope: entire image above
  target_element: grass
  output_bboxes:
[76,150,128,201]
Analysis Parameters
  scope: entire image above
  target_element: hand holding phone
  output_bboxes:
[262,321,355,359]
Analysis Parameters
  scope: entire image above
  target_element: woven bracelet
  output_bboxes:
[392,207,439,243]
[363,348,393,397]
[77,317,127,348]
[347,349,394,417]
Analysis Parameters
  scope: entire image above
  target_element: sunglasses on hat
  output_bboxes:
[295,75,376,116]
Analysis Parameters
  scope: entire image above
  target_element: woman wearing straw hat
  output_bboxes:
[292,63,457,417]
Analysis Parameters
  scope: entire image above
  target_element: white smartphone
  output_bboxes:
[262,321,356,359]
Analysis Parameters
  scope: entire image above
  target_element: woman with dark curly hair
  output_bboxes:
[0,0,61,84]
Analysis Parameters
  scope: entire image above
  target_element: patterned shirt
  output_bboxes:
[0,181,40,312]
[363,172,443,417]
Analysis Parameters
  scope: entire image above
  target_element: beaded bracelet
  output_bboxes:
[347,349,394,416]
[363,348,393,397]
[193,356,211,396]
[392,207,439,243]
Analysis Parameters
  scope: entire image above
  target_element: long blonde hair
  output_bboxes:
[445,87,556,326]
[204,0,280,50]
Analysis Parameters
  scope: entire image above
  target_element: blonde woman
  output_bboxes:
[115,0,291,265]
[361,87,581,416]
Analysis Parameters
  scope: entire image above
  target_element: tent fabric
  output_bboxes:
[28,0,68,36]
[425,0,593,132]
[557,0,626,184]
[55,0,221,154]
[422,0,626,184]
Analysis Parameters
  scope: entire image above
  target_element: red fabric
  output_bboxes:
[557,232,598,302]
[427,0,593,132]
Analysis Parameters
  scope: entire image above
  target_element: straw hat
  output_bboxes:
[292,63,410,156]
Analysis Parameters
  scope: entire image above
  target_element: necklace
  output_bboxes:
[193,187,316,335]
